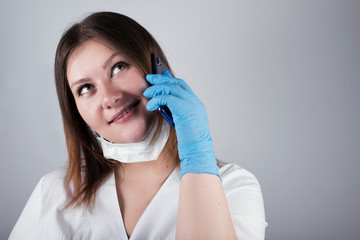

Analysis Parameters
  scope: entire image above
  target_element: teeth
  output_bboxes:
[114,106,132,121]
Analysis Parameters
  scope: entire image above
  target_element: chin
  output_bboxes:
[109,116,154,143]
[125,128,149,143]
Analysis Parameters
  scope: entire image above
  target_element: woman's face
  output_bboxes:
[67,40,154,143]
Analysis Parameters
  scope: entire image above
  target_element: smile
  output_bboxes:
[110,101,140,123]
[114,106,132,121]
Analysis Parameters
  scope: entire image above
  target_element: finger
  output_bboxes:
[146,74,179,85]
[146,94,185,113]
[162,70,195,94]
[146,74,194,94]
[143,83,192,100]
[162,70,173,77]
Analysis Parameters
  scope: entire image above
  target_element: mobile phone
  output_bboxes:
[151,53,175,128]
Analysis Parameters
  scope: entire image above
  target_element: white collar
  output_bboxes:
[97,121,170,163]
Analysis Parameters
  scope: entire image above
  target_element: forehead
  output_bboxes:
[68,40,115,67]
[66,40,122,82]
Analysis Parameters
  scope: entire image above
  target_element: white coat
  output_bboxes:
[9,162,267,239]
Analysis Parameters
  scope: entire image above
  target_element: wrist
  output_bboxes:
[178,140,221,179]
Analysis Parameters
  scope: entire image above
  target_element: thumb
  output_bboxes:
[162,70,173,77]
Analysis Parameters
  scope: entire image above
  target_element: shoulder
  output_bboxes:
[37,168,67,196]
[218,161,267,239]
[9,168,69,240]
[40,167,67,184]
[218,161,262,193]
[20,167,69,214]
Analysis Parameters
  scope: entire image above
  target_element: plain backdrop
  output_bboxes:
[1,0,359,239]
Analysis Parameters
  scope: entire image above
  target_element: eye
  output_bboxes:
[111,61,129,77]
[77,83,93,96]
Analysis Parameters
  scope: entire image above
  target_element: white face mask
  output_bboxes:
[97,121,170,163]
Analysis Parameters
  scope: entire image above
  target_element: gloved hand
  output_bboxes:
[144,70,220,179]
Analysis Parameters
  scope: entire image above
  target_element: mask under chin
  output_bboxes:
[96,120,170,163]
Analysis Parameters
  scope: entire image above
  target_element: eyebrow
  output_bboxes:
[103,52,119,70]
[70,53,121,89]
[70,78,90,89]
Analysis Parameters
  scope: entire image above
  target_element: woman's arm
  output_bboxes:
[144,71,236,238]
[176,173,236,239]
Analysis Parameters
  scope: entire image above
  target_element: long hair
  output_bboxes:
[54,12,179,209]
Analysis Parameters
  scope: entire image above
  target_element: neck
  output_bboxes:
[116,154,178,183]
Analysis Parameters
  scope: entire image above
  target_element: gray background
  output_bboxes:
[1,0,359,239]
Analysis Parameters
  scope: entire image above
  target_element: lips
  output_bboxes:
[109,101,140,123]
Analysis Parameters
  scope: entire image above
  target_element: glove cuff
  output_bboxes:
[178,140,221,180]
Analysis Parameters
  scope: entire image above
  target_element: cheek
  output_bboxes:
[139,83,151,110]
[127,75,148,94]
[76,101,98,127]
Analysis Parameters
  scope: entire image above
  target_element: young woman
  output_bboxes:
[10,12,267,239]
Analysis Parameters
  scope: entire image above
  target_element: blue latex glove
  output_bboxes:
[144,70,220,179]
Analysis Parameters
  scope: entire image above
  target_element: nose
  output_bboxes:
[100,82,124,109]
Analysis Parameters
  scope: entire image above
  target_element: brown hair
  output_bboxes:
[54,12,179,209]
